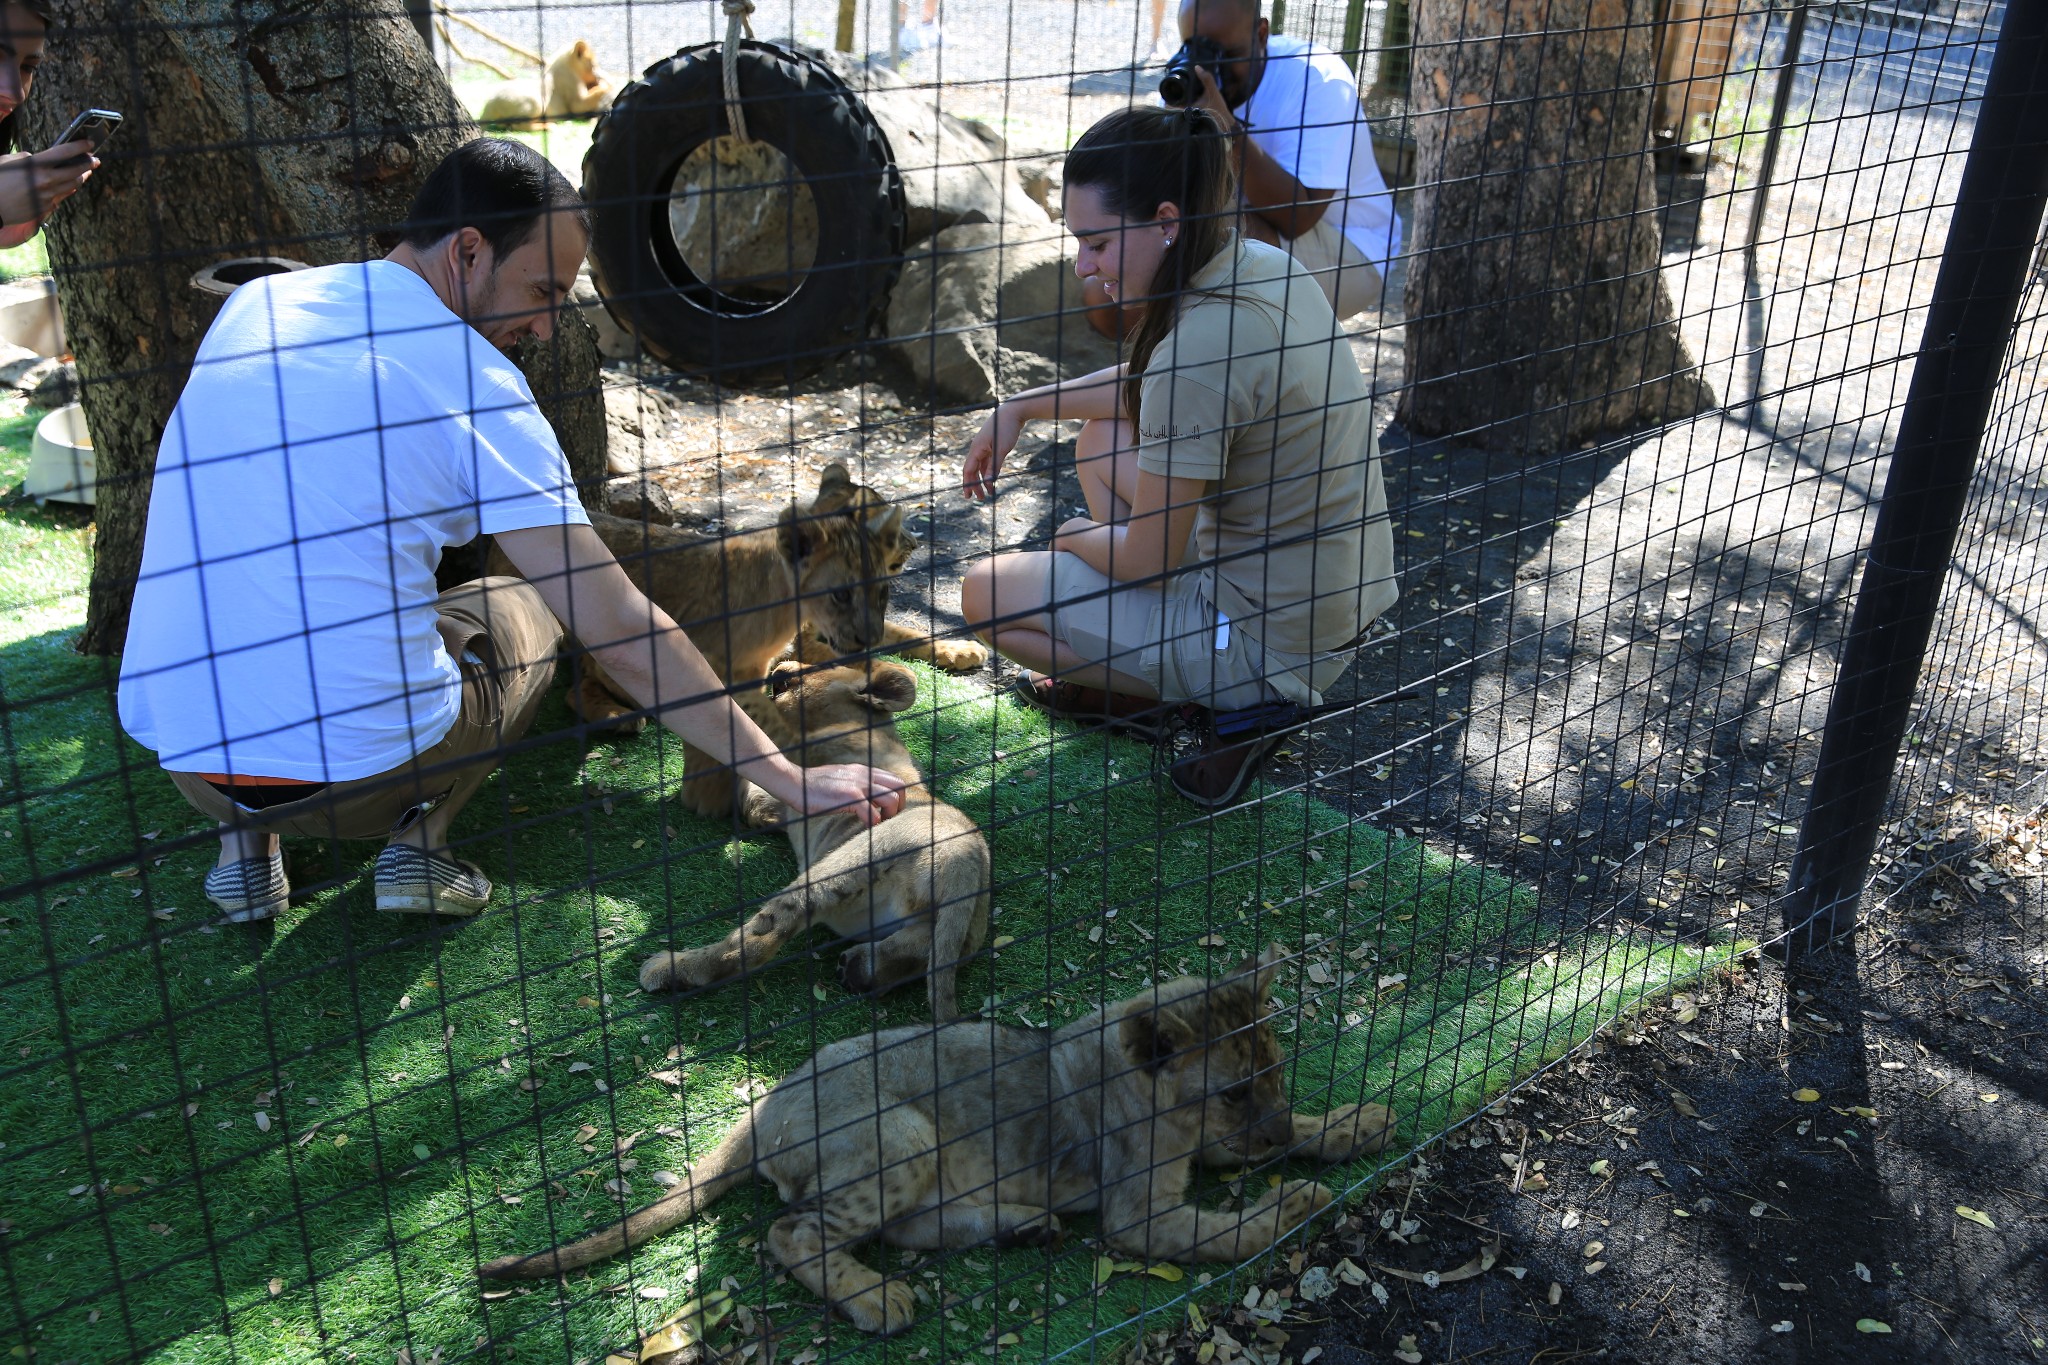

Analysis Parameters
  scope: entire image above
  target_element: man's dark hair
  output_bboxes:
[399,137,589,259]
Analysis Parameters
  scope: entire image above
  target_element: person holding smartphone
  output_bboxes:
[0,1,100,249]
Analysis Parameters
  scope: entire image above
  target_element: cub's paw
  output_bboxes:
[1303,1103,1398,1162]
[573,677,647,735]
[994,1213,1064,1250]
[840,1278,919,1335]
[837,944,878,997]
[639,948,726,993]
[739,790,786,831]
[1264,1179,1338,1225]
[923,636,991,672]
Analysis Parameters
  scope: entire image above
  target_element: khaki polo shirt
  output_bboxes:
[1134,240,1398,658]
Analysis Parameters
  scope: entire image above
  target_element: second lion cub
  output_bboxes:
[481,948,1397,1336]
[640,662,991,1020]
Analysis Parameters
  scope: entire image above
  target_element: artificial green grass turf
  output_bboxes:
[0,414,1735,1362]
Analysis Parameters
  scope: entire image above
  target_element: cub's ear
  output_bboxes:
[856,665,918,714]
[876,504,910,543]
[1119,1004,1193,1075]
[777,506,814,563]
[814,462,855,509]
[1225,943,1288,1001]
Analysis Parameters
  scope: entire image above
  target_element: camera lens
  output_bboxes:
[1159,63,1196,106]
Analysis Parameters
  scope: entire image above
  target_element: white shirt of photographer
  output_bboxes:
[117,259,588,783]
[1235,33,1402,277]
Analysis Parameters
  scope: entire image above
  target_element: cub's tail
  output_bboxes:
[476,1112,757,1280]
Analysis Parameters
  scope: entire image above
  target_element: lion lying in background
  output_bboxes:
[477,39,615,127]
[640,660,991,1020]
[479,948,1397,1335]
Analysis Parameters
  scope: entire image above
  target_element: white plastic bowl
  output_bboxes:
[23,402,93,504]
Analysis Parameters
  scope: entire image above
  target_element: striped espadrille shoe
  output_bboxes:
[204,853,290,923]
[373,845,492,916]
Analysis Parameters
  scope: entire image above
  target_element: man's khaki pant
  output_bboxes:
[1285,216,1385,322]
[167,577,564,840]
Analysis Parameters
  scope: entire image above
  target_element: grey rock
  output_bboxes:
[1017,156,1065,221]
[883,219,1118,406]
[0,347,55,391]
[794,45,1051,245]
[603,382,683,475]
[602,473,675,526]
[28,360,77,409]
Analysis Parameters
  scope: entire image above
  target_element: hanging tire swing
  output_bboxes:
[581,25,906,382]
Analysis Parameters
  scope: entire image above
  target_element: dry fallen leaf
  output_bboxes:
[1857,1319,1892,1334]
[1955,1205,1997,1230]
[636,1288,733,1360]
[1393,1336,1423,1365]
[1373,1245,1497,1287]
[1791,1088,1820,1103]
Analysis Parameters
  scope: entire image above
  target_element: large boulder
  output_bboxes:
[794,45,1050,245]
[884,220,1119,406]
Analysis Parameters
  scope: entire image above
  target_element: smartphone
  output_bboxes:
[50,108,121,157]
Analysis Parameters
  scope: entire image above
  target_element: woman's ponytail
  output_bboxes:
[1064,106,1237,428]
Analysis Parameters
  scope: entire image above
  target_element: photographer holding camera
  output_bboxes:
[1155,0,1398,322]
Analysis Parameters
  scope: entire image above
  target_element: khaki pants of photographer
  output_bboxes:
[1285,216,1384,322]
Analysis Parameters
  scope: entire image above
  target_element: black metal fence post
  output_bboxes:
[1778,0,2048,959]
[1745,0,1814,254]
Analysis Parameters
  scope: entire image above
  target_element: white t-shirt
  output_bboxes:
[118,260,587,782]
[1237,34,1401,275]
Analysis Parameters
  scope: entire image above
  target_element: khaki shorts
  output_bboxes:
[1045,554,1349,711]
[1285,216,1384,321]
[166,576,564,840]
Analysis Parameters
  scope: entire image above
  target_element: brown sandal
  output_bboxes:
[1010,674,1174,738]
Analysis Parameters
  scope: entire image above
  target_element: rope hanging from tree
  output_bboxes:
[722,0,757,143]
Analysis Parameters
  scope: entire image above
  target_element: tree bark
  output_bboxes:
[29,0,604,656]
[1398,0,1715,452]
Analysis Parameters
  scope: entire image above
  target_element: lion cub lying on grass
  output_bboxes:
[640,661,991,1020]
[479,949,1397,1336]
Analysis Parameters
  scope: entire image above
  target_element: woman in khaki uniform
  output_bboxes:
[959,105,1396,806]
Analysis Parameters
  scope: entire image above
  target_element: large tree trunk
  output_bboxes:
[29,1,604,656]
[1398,0,1714,452]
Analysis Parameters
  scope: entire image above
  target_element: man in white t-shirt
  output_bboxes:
[119,139,903,923]
[1171,0,1400,319]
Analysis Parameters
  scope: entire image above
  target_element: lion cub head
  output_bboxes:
[1118,945,1296,1155]
[780,464,913,659]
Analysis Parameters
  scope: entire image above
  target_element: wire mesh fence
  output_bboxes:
[0,0,2041,1361]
